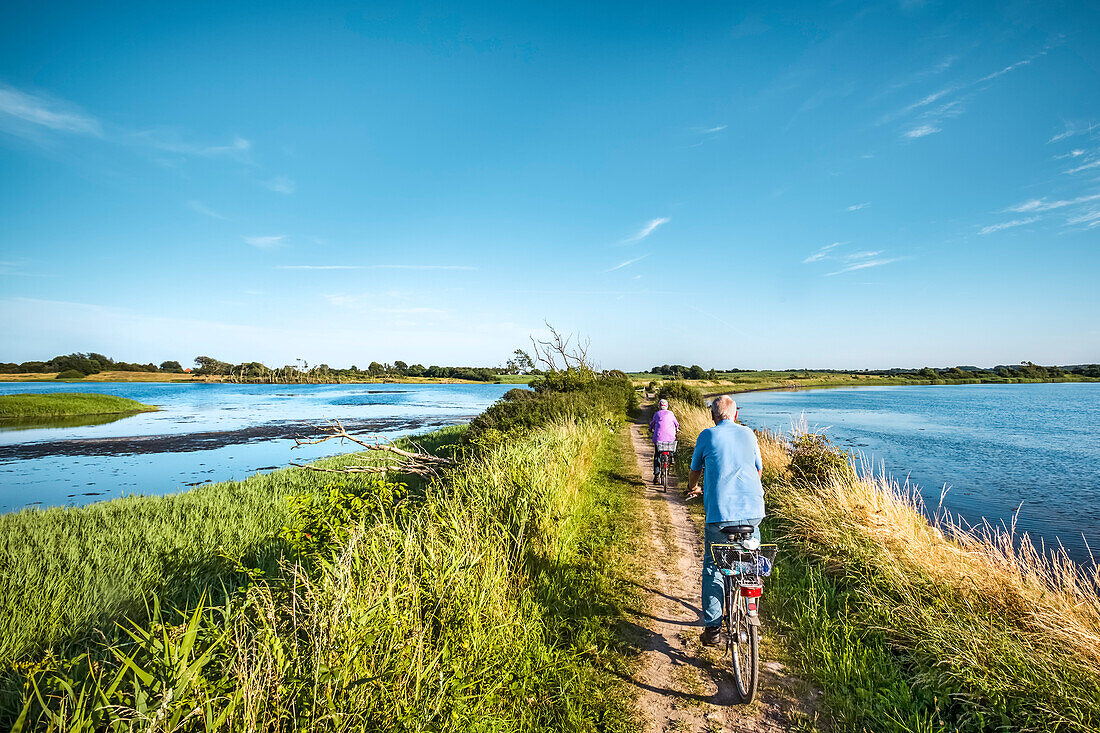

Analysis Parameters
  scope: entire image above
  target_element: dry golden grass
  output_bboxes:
[672,399,1100,728]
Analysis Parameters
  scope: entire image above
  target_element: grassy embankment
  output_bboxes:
[632,370,1100,396]
[1,376,642,731]
[0,393,158,420]
[666,392,1100,732]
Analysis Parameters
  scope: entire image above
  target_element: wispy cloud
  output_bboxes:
[606,253,650,272]
[0,83,251,163]
[621,217,669,244]
[142,134,251,158]
[825,257,901,276]
[243,235,286,248]
[843,250,882,260]
[370,265,477,271]
[0,85,103,136]
[803,241,843,263]
[1007,193,1100,213]
[262,176,295,194]
[701,125,727,134]
[1054,149,1086,159]
[1065,159,1100,175]
[888,49,1047,141]
[979,217,1038,235]
[904,124,941,138]
[846,202,871,211]
[1067,209,1100,228]
[1048,121,1092,144]
[187,200,226,219]
[976,51,1046,84]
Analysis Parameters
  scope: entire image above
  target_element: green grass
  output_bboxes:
[493,374,539,384]
[0,426,464,668]
[2,405,644,730]
[0,392,158,419]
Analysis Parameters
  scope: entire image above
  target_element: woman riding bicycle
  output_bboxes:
[649,398,679,483]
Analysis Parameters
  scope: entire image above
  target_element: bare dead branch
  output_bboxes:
[530,321,594,372]
[292,419,456,477]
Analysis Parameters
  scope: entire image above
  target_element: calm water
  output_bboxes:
[732,383,1100,561]
[0,382,515,511]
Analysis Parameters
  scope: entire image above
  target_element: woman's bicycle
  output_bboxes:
[654,440,677,492]
[710,526,777,702]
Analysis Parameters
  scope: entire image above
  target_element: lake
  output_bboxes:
[0,382,516,512]
[730,382,1100,562]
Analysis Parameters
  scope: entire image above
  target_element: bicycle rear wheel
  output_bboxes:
[729,596,759,702]
[660,456,669,492]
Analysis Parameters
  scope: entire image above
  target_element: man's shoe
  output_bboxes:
[700,625,721,647]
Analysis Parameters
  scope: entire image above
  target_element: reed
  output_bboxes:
[672,401,1100,731]
[2,416,640,731]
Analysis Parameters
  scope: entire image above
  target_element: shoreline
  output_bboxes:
[697,376,1099,399]
[0,374,532,386]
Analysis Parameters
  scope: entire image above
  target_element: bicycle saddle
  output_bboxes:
[719,524,755,538]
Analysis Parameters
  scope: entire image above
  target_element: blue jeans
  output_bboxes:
[702,519,763,627]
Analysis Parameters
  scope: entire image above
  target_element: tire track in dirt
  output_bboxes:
[623,407,815,732]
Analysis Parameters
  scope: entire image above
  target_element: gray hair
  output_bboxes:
[710,395,737,421]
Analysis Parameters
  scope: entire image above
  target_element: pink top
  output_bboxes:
[649,409,679,443]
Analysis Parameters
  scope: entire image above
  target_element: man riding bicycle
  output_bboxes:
[649,398,679,483]
[686,395,764,647]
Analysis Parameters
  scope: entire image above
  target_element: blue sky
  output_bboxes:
[1,1,1098,370]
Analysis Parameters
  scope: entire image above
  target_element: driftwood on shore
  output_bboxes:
[292,419,456,477]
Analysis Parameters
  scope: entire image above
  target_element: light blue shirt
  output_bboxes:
[690,419,765,523]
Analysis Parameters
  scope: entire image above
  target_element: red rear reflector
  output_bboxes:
[741,586,762,598]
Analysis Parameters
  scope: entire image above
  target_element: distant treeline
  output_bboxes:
[0,353,179,376]
[0,352,536,383]
[647,362,1100,379]
[197,357,509,383]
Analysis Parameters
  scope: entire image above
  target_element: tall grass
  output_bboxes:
[0,427,464,668]
[0,393,157,419]
[673,401,1100,731]
[3,416,640,731]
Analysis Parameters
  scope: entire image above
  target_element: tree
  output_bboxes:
[511,349,534,374]
[687,364,705,380]
[368,361,385,377]
[193,356,231,375]
[160,360,183,373]
[393,360,409,376]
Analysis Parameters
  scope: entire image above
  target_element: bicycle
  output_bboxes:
[654,440,677,492]
[710,526,777,702]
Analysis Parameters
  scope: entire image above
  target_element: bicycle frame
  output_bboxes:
[711,541,776,702]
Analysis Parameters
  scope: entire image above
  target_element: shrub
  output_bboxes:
[656,380,705,408]
[55,369,85,380]
[466,375,634,447]
[787,433,854,485]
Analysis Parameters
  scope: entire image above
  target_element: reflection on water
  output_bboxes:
[0,382,516,511]
[732,383,1100,562]
[0,411,144,433]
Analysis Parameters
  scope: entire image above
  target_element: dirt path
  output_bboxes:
[623,411,814,732]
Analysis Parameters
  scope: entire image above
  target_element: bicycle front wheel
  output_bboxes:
[729,598,759,702]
